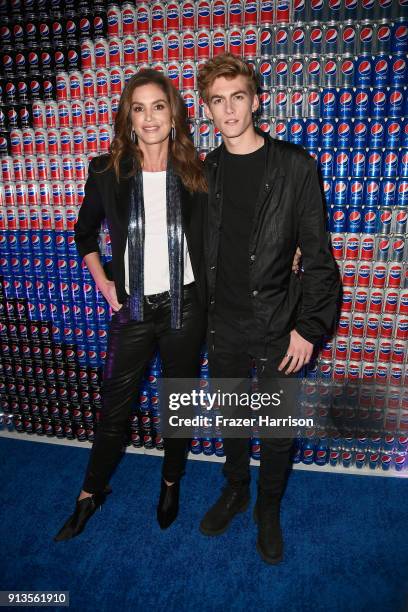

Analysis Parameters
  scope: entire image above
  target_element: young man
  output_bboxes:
[197,54,340,564]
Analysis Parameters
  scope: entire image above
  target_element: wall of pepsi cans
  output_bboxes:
[0,0,408,474]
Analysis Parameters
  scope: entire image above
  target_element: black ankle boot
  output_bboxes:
[157,478,180,529]
[53,485,112,542]
[253,491,283,565]
[199,481,250,536]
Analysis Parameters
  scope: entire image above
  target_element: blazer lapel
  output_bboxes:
[112,156,134,233]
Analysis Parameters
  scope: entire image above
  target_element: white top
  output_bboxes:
[124,170,195,296]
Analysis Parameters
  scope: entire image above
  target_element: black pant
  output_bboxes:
[82,283,206,493]
[208,310,295,498]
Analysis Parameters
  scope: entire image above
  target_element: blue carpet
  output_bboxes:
[0,437,407,612]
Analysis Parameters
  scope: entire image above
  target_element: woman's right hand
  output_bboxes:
[98,279,122,312]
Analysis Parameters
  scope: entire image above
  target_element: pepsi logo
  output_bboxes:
[310,27,323,45]
[291,61,304,77]
[389,91,403,106]
[339,92,352,106]
[307,122,319,136]
[371,122,384,137]
[292,29,305,45]
[323,92,336,106]
[325,28,338,44]
[343,28,355,44]
[308,60,321,76]
[338,122,351,137]
[395,25,408,43]
[393,58,406,74]
[260,62,272,78]
[260,91,272,105]
[373,91,386,106]
[291,91,303,105]
[308,91,320,106]
[275,91,288,107]
[197,32,210,49]
[275,61,288,77]
[311,0,324,10]
[260,30,272,47]
[360,26,373,43]
[320,152,333,164]
[324,60,337,75]
[137,8,149,24]
[276,30,288,45]
[213,32,225,48]
[355,92,368,105]
[244,1,257,14]
[377,25,391,42]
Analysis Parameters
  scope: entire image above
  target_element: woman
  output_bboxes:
[54,69,208,541]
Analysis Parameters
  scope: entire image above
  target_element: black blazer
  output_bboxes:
[74,154,208,307]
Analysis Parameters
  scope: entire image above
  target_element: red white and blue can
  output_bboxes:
[391,21,408,55]
[228,0,244,26]
[342,23,357,55]
[321,88,337,118]
[167,32,181,61]
[305,119,319,148]
[244,1,258,25]
[309,23,323,54]
[388,88,404,117]
[288,119,304,145]
[329,206,346,232]
[260,27,273,55]
[322,56,338,87]
[258,60,272,88]
[291,25,306,55]
[334,150,350,177]
[324,23,340,55]
[333,178,348,206]
[339,57,355,87]
[382,150,399,178]
[337,88,353,118]
[356,56,373,87]
[319,149,334,177]
[275,0,291,23]
[353,120,368,148]
[390,56,407,87]
[336,120,351,148]
[305,89,321,118]
[274,26,289,55]
[259,0,274,24]
[373,55,390,87]
[354,89,370,118]
[274,57,289,87]
[368,119,385,148]
[385,119,401,149]
[372,88,387,118]
[166,2,180,31]
[349,179,364,206]
[228,28,243,56]
[347,207,362,232]
[290,58,305,87]
[306,56,322,87]
[397,179,408,207]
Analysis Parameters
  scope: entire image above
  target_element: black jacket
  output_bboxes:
[74,154,207,307]
[203,131,340,353]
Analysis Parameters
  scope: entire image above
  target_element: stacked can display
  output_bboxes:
[0,0,407,473]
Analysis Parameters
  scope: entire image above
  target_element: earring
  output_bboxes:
[131,128,137,143]
[170,126,176,140]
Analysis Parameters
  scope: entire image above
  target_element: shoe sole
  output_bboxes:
[256,541,283,565]
[199,499,250,536]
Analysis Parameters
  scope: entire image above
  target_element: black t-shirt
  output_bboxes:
[214,143,266,315]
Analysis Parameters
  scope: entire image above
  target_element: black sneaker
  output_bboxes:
[199,483,250,536]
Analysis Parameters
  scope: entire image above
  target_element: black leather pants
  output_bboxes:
[208,310,295,497]
[82,283,206,493]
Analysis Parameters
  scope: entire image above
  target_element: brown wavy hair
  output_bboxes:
[103,69,207,193]
[198,53,258,103]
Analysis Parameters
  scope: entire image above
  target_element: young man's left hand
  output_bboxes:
[278,329,314,374]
